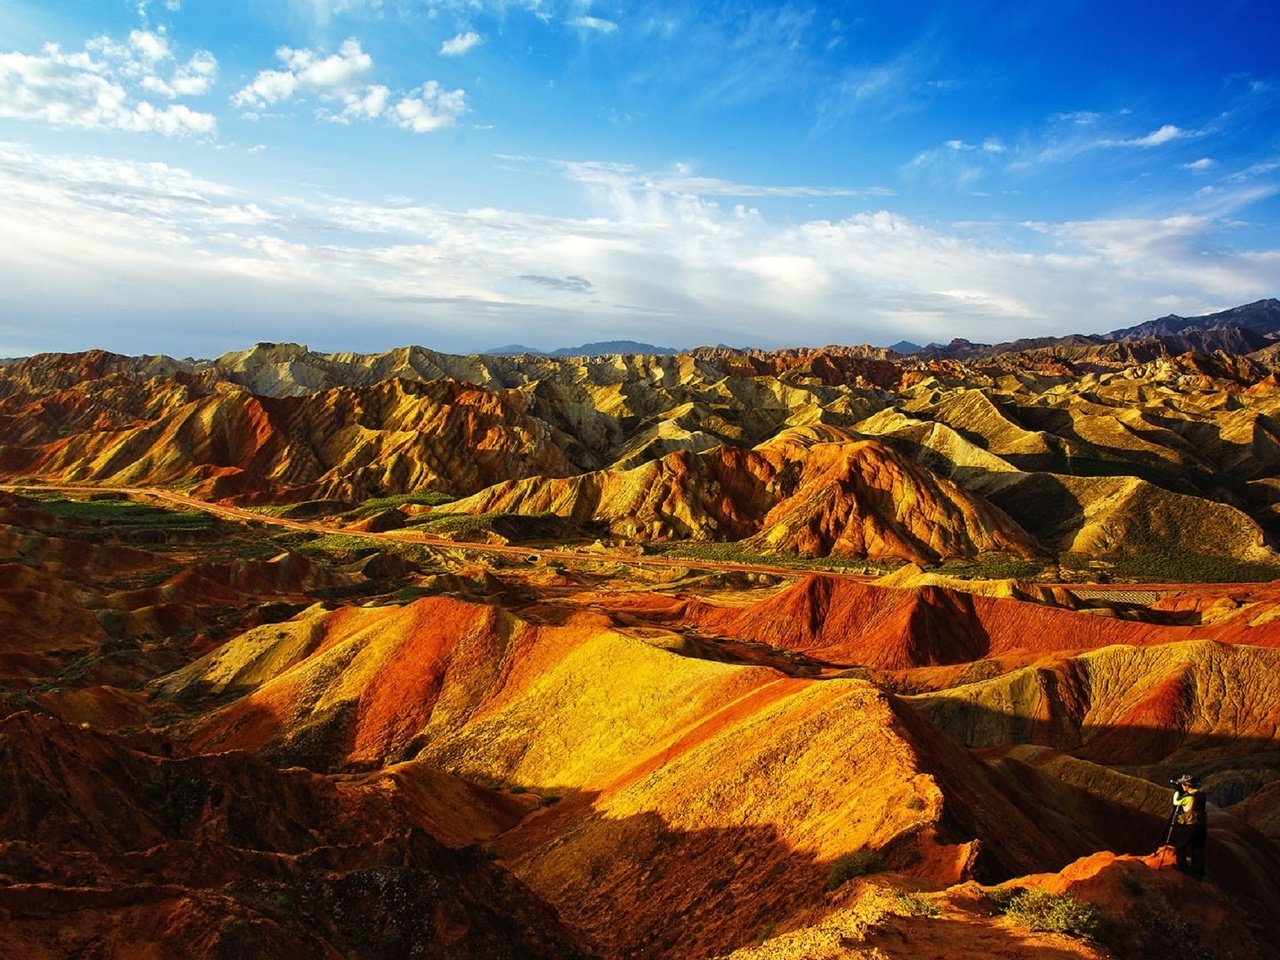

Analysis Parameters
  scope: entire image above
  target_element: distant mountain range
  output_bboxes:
[1104,298,1280,340]
[917,298,1280,360]
[482,300,1280,360]
[484,340,679,357]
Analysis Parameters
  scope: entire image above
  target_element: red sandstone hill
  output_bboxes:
[684,574,1280,668]
[5,341,1280,567]
[142,582,1280,957]
[0,376,574,502]
[445,427,1039,563]
[6,340,1280,957]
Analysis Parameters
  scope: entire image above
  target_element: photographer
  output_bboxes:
[1170,773,1207,879]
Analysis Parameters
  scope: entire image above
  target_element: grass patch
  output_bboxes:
[658,541,896,575]
[295,534,379,560]
[996,887,1099,940]
[198,538,282,564]
[934,552,1049,580]
[894,891,941,917]
[824,849,883,891]
[294,533,430,566]
[34,496,213,532]
[406,510,559,538]
[347,491,457,519]
[408,512,503,534]
[106,564,185,590]
[242,499,349,519]
[1108,550,1280,583]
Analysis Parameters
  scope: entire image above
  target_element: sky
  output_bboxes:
[0,1,1277,357]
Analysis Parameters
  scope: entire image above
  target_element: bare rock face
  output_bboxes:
[446,431,1038,564]
[1,377,574,502]
[0,712,595,960]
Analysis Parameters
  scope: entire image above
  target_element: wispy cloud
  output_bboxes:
[0,31,216,137]
[1011,111,1214,171]
[1102,123,1194,148]
[136,0,183,19]
[903,138,1008,191]
[816,38,942,130]
[440,31,482,56]
[568,16,618,34]
[519,274,594,292]
[1183,157,1216,172]
[550,159,890,199]
[2,141,1274,356]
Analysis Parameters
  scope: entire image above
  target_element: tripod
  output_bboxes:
[1153,807,1177,868]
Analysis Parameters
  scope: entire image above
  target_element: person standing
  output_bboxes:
[1170,773,1207,879]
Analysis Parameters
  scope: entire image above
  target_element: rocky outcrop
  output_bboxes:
[0,711,594,960]
[445,429,1038,563]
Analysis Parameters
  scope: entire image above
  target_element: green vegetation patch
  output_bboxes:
[658,541,896,575]
[893,890,941,917]
[996,887,1099,940]
[293,532,430,566]
[935,552,1049,581]
[407,512,503,534]
[347,490,457,519]
[406,510,560,539]
[824,849,883,891]
[35,496,214,532]
[1108,550,1280,583]
[243,499,350,519]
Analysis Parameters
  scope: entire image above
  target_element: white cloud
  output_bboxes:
[569,16,618,33]
[440,31,482,56]
[1183,157,1216,172]
[1,141,1275,356]
[233,38,372,109]
[1227,160,1280,182]
[128,28,172,65]
[552,159,888,199]
[136,0,183,16]
[393,81,467,132]
[1108,123,1188,148]
[338,83,390,121]
[234,39,464,134]
[173,50,217,94]
[0,36,216,137]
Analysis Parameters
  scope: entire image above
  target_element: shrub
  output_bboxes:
[824,849,882,891]
[999,887,1099,940]
[894,890,940,917]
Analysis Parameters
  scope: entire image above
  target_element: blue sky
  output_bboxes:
[0,0,1277,356]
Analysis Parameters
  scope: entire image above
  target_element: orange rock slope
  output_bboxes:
[149,576,1280,958]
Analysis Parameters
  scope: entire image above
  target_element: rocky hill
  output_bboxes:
[4,306,1280,958]
[6,312,1280,572]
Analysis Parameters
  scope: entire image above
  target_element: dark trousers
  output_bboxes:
[1172,823,1207,878]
